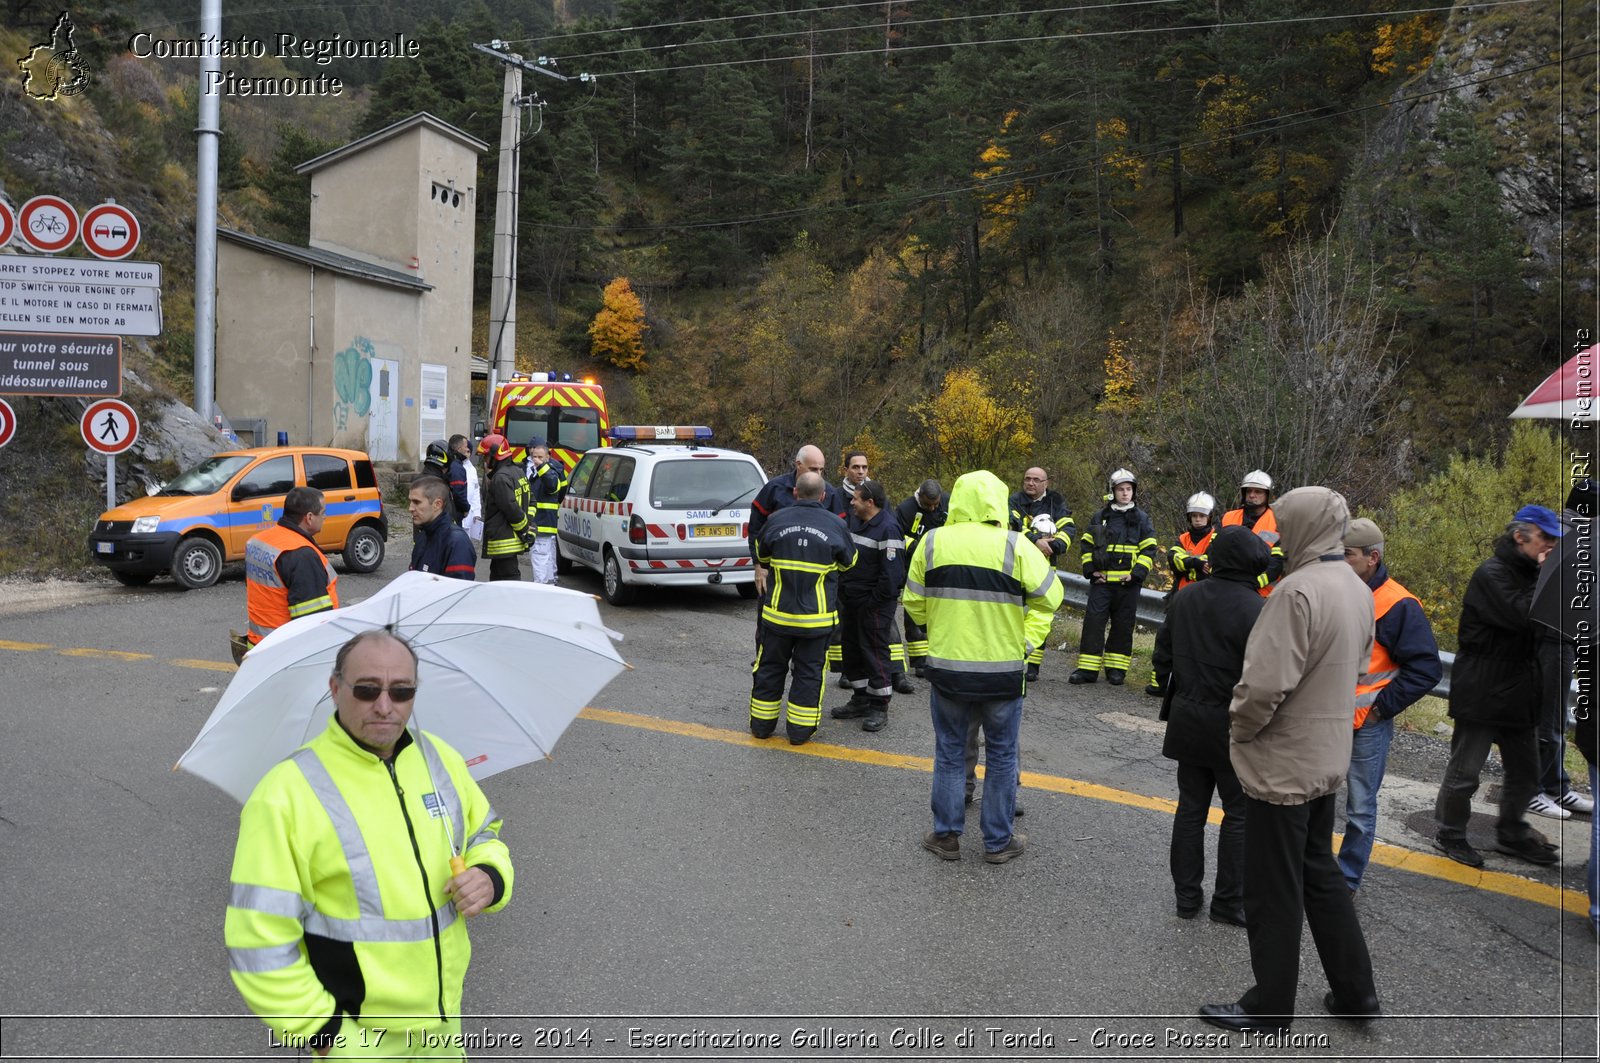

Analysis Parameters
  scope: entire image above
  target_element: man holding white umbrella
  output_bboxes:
[225,630,513,1058]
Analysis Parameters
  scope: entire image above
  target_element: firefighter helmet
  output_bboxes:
[477,433,515,463]
[1030,514,1056,537]
[1185,492,1217,516]
[1109,468,1137,489]
[423,439,450,472]
[1240,469,1273,492]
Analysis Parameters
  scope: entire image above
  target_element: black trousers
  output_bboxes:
[1536,636,1576,796]
[751,631,829,731]
[1238,794,1376,1018]
[1077,578,1139,672]
[841,598,896,701]
[1434,719,1542,844]
[903,610,929,666]
[1171,761,1246,913]
[488,555,522,581]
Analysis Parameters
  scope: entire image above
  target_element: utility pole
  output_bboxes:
[193,0,222,426]
[471,42,578,400]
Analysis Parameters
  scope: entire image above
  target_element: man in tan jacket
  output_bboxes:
[1200,486,1380,1034]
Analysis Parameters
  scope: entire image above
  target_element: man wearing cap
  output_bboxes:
[1337,518,1442,892]
[1433,505,1564,868]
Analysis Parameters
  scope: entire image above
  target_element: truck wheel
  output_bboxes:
[170,537,223,589]
[602,548,636,605]
[342,525,385,573]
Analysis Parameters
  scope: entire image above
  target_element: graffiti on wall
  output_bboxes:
[332,337,374,432]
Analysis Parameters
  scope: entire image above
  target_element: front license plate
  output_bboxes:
[690,524,737,538]
[96,542,114,554]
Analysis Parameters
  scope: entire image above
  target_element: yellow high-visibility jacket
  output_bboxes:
[226,717,512,1048]
[904,470,1064,698]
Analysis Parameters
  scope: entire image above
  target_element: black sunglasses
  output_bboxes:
[344,681,418,703]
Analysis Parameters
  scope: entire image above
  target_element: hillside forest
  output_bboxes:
[0,0,1595,639]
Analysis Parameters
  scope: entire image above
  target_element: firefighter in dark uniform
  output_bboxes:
[831,480,907,734]
[477,433,532,582]
[750,472,856,746]
[1071,468,1157,686]
[1008,466,1075,680]
[749,444,849,597]
[895,479,949,676]
[1147,491,1219,696]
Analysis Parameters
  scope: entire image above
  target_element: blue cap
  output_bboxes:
[1512,504,1564,537]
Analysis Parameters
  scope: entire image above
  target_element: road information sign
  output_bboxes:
[0,255,161,286]
[0,332,121,396]
[80,203,141,260]
[82,398,137,455]
[0,398,14,449]
[0,279,161,336]
[18,195,79,254]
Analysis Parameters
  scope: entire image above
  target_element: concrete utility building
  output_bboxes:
[214,112,485,461]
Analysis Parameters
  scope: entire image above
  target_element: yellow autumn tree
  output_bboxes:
[917,367,1034,478]
[588,277,648,372]
[1098,328,1139,414]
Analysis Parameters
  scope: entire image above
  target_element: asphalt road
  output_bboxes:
[0,537,1596,1062]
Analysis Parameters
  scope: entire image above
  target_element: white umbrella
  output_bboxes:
[176,571,627,804]
[1509,345,1598,421]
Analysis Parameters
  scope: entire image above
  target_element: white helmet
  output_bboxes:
[1030,514,1056,537]
[1185,491,1216,516]
[1109,468,1137,490]
[1240,469,1273,492]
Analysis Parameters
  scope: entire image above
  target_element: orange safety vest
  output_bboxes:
[1172,528,1216,591]
[1222,506,1279,596]
[1352,577,1420,729]
[245,524,339,644]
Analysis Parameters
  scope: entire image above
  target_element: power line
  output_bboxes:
[583,0,1536,79]
[501,0,935,47]
[546,0,1193,65]
[523,48,1592,233]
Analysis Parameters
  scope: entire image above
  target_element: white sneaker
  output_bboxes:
[1528,792,1572,820]
[1557,790,1596,815]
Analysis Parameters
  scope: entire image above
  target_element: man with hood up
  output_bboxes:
[904,471,1062,865]
[1200,487,1379,1034]
[1152,525,1270,927]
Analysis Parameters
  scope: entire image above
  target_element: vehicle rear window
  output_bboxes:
[649,459,763,510]
[354,460,377,489]
[503,406,551,448]
[233,456,296,501]
[304,453,352,491]
[160,455,253,496]
[556,406,602,451]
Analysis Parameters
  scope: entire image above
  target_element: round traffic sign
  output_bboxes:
[0,201,14,249]
[80,202,140,260]
[81,398,137,455]
[18,195,79,254]
[0,399,14,449]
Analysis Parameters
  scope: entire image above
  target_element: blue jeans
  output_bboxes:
[931,688,1021,852]
[1589,761,1599,933]
[1337,715,1394,891]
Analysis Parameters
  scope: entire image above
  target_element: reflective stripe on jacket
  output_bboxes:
[226,718,513,1046]
[482,463,531,557]
[755,500,856,633]
[1169,527,1215,591]
[245,523,338,643]
[527,462,564,534]
[1353,578,1421,728]
[905,471,1064,699]
[1080,505,1157,581]
[1222,506,1284,594]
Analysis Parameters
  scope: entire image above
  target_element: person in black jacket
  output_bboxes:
[1071,469,1158,686]
[1152,526,1270,925]
[896,480,949,676]
[832,481,906,734]
[407,477,476,580]
[1433,505,1564,868]
[1009,467,1074,680]
[1575,656,1598,935]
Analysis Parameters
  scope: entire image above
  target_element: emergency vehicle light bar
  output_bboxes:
[609,425,713,442]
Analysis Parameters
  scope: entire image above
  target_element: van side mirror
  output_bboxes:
[474,420,486,436]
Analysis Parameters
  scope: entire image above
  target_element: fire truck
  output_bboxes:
[483,372,611,472]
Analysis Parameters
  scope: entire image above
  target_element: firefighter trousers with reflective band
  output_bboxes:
[831,623,905,673]
[751,631,829,732]
[1077,579,1139,675]
[841,599,897,700]
[903,609,929,666]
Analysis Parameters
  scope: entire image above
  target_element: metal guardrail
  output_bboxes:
[1054,572,1454,699]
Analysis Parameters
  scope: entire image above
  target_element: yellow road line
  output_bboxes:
[58,647,154,662]
[0,640,234,672]
[0,639,52,651]
[577,706,1590,915]
[171,658,238,672]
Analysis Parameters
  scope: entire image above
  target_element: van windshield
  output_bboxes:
[160,455,254,496]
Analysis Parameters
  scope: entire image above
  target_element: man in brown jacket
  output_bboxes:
[1200,487,1380,1034]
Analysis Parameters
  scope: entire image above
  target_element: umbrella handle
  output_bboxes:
[450,855,466,876]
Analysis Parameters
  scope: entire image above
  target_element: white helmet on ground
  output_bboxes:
[1185,492,1216,516]
[1240,469,1273,492]
[1030,514,1056,537]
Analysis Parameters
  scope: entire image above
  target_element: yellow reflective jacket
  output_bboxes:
[904,470,1064,698]
[226,716,513,1047]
